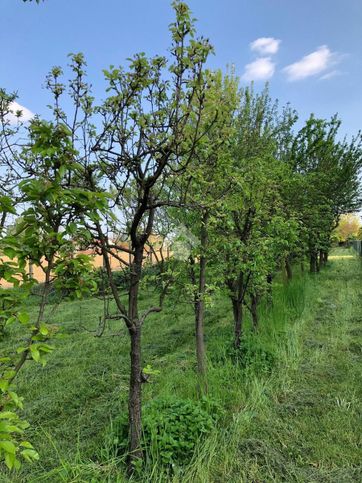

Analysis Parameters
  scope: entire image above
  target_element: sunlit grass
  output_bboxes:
[328,255,355,259]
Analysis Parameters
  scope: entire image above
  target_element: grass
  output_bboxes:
[1,247,361,482]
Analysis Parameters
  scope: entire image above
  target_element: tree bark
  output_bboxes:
[127,246,143,463]
[128,325,142,462]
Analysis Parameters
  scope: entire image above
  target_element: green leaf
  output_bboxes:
[29,345,40,362]
[0,440,16,454]
[5,451,15,470]
[0,380,9,391]
[21,448,39,462]
[20,441,34,449]
[39,325,49,336]
[18,312,30,324]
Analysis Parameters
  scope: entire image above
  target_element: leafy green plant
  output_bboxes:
[112,397,217,468]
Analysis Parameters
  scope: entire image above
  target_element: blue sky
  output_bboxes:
[1,0,362,137]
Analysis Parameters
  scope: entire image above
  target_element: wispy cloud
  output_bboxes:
[319,70,341,81]
[7,101,34,124]
[250,37,281,55]
[283,45,339,81]
[242,57,275,81]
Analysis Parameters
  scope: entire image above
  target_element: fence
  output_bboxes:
[351,240,362,256]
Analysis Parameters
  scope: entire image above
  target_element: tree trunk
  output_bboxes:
[250,294,259,332]
[285,257,293,281]
[194,212,208,391]
[127,246,143,464]
[310,252,317,273]
[232,298,243,349]
[128,326,142,462]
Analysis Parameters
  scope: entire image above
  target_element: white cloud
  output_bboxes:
[242,57,275,81]
[6,101,34,124]
[250,37,281,55]
[319,70,341,80]
[283,45,338,81]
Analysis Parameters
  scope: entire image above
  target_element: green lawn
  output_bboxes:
[1,248,361,482]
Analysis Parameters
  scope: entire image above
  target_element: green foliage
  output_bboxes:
[0,116,108,472]
[113,397,216,467]
[288,114,362,265]
[227,338,277,374]
[53,253,97,299]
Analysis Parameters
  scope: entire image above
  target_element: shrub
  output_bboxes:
[112,397,216,467]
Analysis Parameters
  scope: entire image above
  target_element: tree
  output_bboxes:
[334,213,362,242]
[215,86,299,347]
[0,119,100,471]
[170,69,238,390]
[41,1,213,468]
[289,115,362,270]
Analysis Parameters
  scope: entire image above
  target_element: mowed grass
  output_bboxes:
[1,247,361,482]
[192,249,361,483]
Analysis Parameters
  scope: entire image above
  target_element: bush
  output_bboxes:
[112,397,217,467]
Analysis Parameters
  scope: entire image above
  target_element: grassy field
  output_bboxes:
[1,248,361,482]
